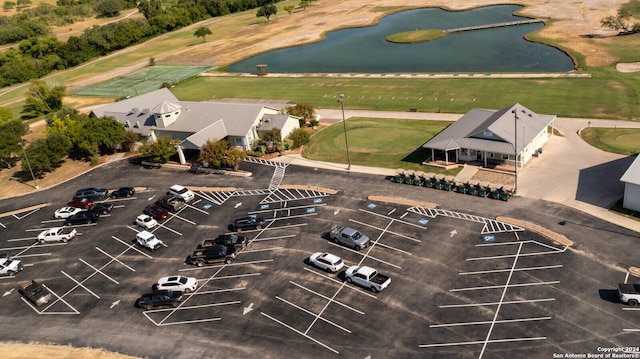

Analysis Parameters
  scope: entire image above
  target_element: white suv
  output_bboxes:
[168,184,195,202]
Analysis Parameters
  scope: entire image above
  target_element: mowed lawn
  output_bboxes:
[302,118,454,172]
[581,127,640,155]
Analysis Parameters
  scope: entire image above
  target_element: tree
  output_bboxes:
[22,81,66,118]
[284,5,294,15]
[138,136,177,163]
[194,26,212,42]
[256,4,276,21]
[261,128,282,152]
[287,128,310,149]
[138,0,162,20]
[3,2,15,11]
[200,138,229,168]
[22,138,50,176]
[225,147,246,171]
[0,107,12,124]
[0,120,28,169]
[95,0,125,18]
[601,9,640,34]
[285,103,316,127]
[299,1,308,10]
[121,130,139,152]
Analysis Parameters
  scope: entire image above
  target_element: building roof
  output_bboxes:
[257,114,290,131]
[91,87,178,118]
[620,155,640,185]
[423,103,556,153]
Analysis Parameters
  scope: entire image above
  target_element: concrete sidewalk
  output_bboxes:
[286,109,640,233]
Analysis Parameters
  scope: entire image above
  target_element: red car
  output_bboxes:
[67,197,94,209]
[143,204,169,220]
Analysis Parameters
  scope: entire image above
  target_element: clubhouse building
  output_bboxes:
[90,88,301,164]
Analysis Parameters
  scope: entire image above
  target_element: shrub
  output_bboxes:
[287,128,310,149]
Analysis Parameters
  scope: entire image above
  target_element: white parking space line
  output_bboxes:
[103,197,137,203]
[111,236,153,259]
[419,336,547,348]
[440,298,555,308]
[241,248,281,254]
[41,284,80,315]
[154,223,182,236]
[189,287,246,296]
[95,247,135,272]
[13,208,40,220]
[61,270,100,299]
[0,222,5,229]
[430,316,552,328]
[477,239,566,252]
[622,308,640,311]
[126,225,141,233]
[178,259,274,272]
[206,273,261,281]
[170,213,196,225]
[349,218,421,243]
[289,281,364,315]
[261,312,339,354]
[450,281,560,292]
[7,237,38,242]
[467,251,563,261]
[250,234,296,242]
[459,265,563,275]
[12,253,52,259]
[152,318,222,326]
[373,241,412,256]
[1,242,64,251]
[79,258,119,284]
[359,208,427,229]
[184,203,209,215]
[276,295,352,333]
[146,300,241,313]
[249,203,327,215]
[41,219,65,224]
[327,241,401,269]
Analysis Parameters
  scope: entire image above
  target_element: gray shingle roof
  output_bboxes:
[621,155,640,185]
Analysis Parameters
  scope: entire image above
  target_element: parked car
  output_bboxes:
[54,206,83,219]
[110,187,135,198]
[136,231,164,251]
[89,203,113,215]
[168,184,195,202]
[135,214,158,230]
[74,187,108,200]
[0,255,23,276]
[143,204,169,220]
[37,227,77,243]
[67,197,94,209]
[329,225,371,251]
[199,234,248,250]
[156,195,186,212]
[136,290,183,310]
[18,280,52,307]
[190,245,236,266]
[345,266,391,293]
[64,211,99,226]
[154,276,198,293]
[309,252,344,273]
[231,215,266,232]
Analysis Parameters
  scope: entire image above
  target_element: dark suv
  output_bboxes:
[74,187,108,200]
[136,290,183,310]
[231,215,266,232]
[156,195,186,212]
[65,211,99,225]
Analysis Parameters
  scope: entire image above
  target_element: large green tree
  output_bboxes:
[601,8,640,33]
[139,136,177,163]
[256,4,276,21]
[0,120,28,169]
[0,107,13,124]
[200,138,229,168]
[95,0,125,17]
[194,26,212,42]
[22,81,66,118]
[225,147,246,171]
[285,103,315,127]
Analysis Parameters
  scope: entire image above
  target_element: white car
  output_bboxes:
[54,207,83,219]
[136,231,164,251]
[168,184,195,202]
[309,252,344,273]
[155,276,198,293]
[135,214,158,230]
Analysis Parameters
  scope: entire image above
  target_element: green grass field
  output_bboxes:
[580,127,640,155]
[302,117,457,172]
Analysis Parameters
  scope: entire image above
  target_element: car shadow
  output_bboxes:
[599,289,621,304]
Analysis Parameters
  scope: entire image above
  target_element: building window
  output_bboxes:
[461,149,468,156]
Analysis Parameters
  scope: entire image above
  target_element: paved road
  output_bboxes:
[309,109,640,232]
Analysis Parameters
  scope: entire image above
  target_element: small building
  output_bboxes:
[422,103,556,169]
[620,155,640,212]
[90,88,301,164]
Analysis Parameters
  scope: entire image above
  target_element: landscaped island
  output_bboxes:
[385,29,447,43]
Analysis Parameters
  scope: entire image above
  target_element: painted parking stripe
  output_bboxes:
[261,311,339,354]
[41,219,65,224]
[188,287,246,296]
[1,243,65,251]
[153,223,182,236]
[145,300,241,313]
[170,213,196,225]
[79,258,119,284]
[152,318,222,326]
[250,234,296,242]
[12,253,52,259]
[61,270,100,299]
[184,203,209,215]
[241,248,281,254]
[276,295,352,333]
[622,308,640,311]
[13,208,41,220]
[459,264,563,275]
[95,247,135,272]
[111,235,152,258]
[467,251,563,261]
[249,203,327,215]
[359,208,427,229]
[177,259,274,272]
[440,298,555,308]
[430,316,551,328]
[419,336,547,348]
[206,273,261,281]
[373,241,412,256]
[477,239,566,252]
[327,241,401,269]
[289,281,364,315]
[450,281,560,292]
[40,284,80,315]
[349,218,421,243]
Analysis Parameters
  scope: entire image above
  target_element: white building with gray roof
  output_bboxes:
[90,88,301,164]
[422,103,556,169]
[620,155,640,212]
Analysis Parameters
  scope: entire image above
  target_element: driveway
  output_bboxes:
[315,109,640,232]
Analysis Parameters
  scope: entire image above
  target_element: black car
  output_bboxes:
[136,290,183,310]
[190,245,237,266]
[64,211,99,225]
[18,280,52,307]
[110,187,135,198]
[213,234,249,250]
[89,203,113,215]
[231,215,266,232]
[74,187,108,200]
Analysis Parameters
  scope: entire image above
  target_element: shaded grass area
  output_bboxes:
[172,76,637,120]
[580,127,640,155]
[302,117,457,173]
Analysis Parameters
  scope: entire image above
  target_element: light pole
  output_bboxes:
[338,94,351,171]
[511,109,519,194]
[18,141,39,189]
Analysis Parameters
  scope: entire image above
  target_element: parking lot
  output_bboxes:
[0,159,638,359]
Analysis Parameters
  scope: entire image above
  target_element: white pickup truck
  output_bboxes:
[618,283,640,306]
[0,255,23,276]
[345,266,391,293]
[37,227,77,243]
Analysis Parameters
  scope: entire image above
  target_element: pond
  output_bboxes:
[227,5,574,73]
